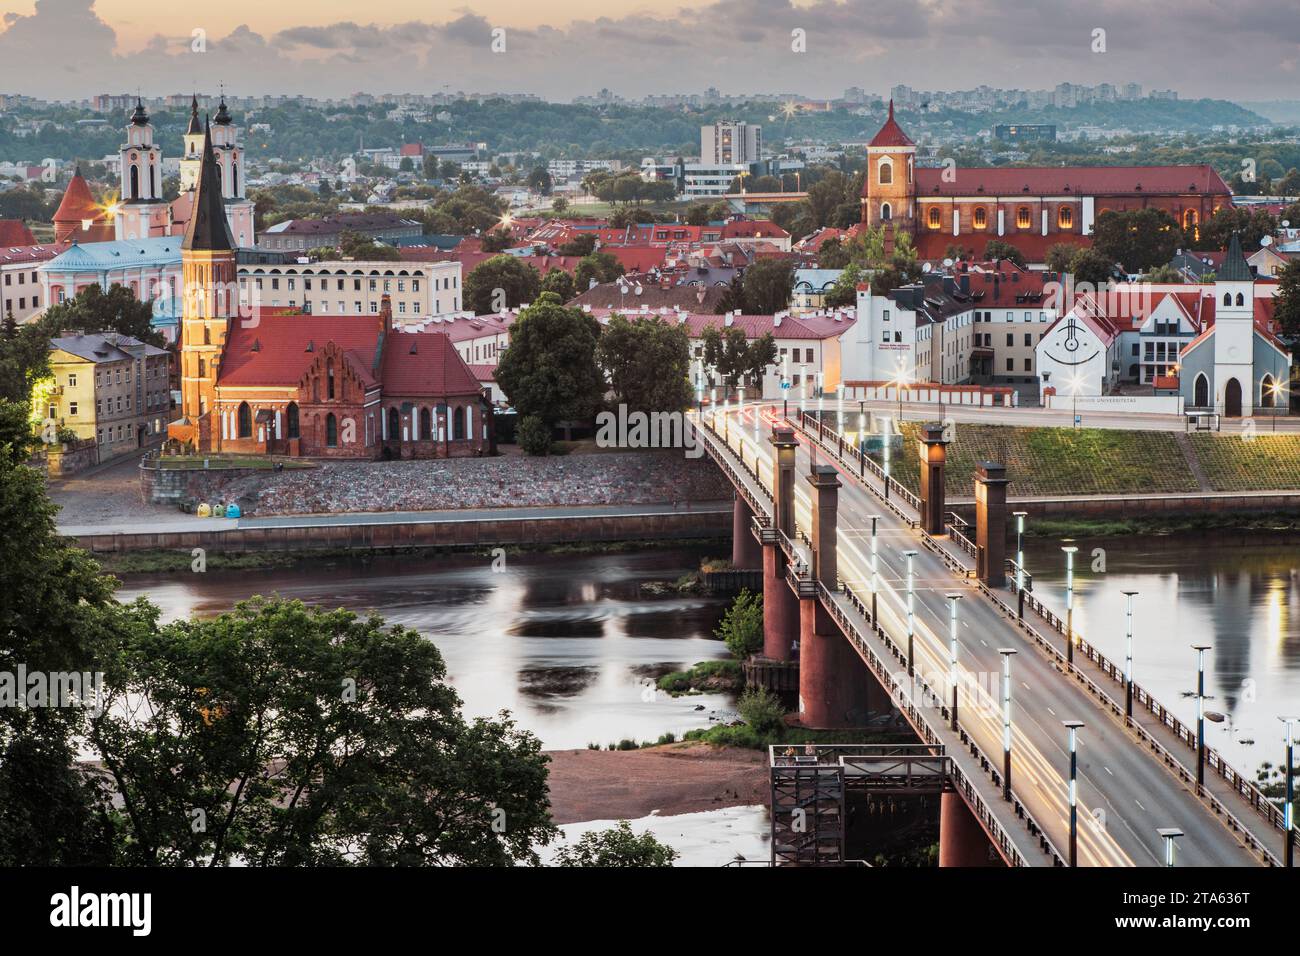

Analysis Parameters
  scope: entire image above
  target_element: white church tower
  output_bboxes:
[115,97,168,241]
[1211,233,1255,417]
[179,95,205,193]
[209,95,256,247]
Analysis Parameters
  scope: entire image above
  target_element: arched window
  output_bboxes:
[1017,206,1031,229]
[129,165,139,198]
[1194,373,1209,408]
[1058,206,1073,229]
[928,207,941,230]
[326,413,338,447]
[326,360,335,400]
[286,402,300,439]
[880,202,892,221]
[232,162,239,196]
[237,402,252,438]
[973,208,987,230]
[1224,292,1232,306]
[387,407,400,442]
[1261,374,1277,408]
[419,407,432,440]
[878,159,893,185]
[452,406,466,440]
[1235,293,1245,306]
[1184,209,1198,230]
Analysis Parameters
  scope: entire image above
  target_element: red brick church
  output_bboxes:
[861,101,1233,263]
[169,121,490,459]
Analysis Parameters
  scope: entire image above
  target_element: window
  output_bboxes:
[287,402,300,439]
[419,407,431,441]
[882,332,891,343]
[68,373,77,387]
[1184,209,1198,230]
[452,406,465,440]
[327,360,335,400]
[880,202,892,221]
[928,207,941,229]
[805,348,814,363]
[878,159,893,185]
[326,413,338,447]
[1235,293,1245,306]
[974,208,987,230]
[237,402,252,438]
[1024,358,1032,371]
[1006,333,1014,346]
[1058,206,1073,229]
[1017,206,1031,229]
[1006,358,1014,371]
[1223,292,1232,306]
[883,310,891,321]
[1024,333,1032,347]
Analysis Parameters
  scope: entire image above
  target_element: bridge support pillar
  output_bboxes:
[731,494,761,568]
[938,791,999,867]
[798,600,881,727]
[974,461,1009,587]
[917,423,950,535]
[762,543,799,660]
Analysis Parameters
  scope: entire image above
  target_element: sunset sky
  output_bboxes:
[0,0,1292,100]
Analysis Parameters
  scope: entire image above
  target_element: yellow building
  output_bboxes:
[45,332,171,461]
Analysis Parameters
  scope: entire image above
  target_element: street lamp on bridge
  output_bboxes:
[869,515,880,623]
[904,550,918,676]
[1064,720,1085,867]
[946,593,962,731]
[1122,590,1138,721]
[1157,827,1184,867]
[1061,542,1079,667]
[1013,510,1028,619]
[1280,716,1297,868]
[1192,644,1212,790]
[998,648,1018,802]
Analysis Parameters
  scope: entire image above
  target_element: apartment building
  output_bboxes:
[45,332,171,461]
[1,245,59,322]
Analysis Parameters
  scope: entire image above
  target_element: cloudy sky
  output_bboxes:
[0,0,1292,101]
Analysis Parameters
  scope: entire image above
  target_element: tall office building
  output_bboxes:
[700,121,762,165]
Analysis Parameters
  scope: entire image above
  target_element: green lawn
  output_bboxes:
[1189,433,1300,491]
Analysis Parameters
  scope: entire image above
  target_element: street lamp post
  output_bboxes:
[1157,827,1184,867]
[1062,542,1078,667]
[1280,716,1297,868]
[1013,510,1028,620]
[858,401,866,478]
[1192,644,1211,790]
[1122,590,1138,721]
[883,417,892,501]
[1064,720,1085,867]
[904,550,917,676]
[999,648,1018,801]
[869,515,880,623]
[946,593,962,731]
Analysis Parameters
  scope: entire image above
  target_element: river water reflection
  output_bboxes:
[115,548,736,750]
[1023,533,1300,775]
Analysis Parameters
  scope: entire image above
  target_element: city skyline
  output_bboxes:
[0,0,1293,102]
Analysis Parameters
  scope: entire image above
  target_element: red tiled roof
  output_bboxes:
[720,219,790,241]
[0,243,59,264]
[400,143,424,157]
[0,220,36,246]
[219,313,382,388]
[869,100,914,149]
[53,172,106,225]
[915,164,1230,197]
[605,245,668,274]
[380,329,483,396]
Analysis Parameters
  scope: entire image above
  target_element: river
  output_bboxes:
[1022,533,1300,776]
[114,547,737,751]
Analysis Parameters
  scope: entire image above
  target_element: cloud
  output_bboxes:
[0,0,1285,102]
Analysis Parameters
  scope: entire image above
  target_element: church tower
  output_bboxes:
[178,118,238,449]
[1211,233,1255,417]
[179,94,204,192]
[115,97,167,241]
[209,95,256,247]
[861,100,916,236]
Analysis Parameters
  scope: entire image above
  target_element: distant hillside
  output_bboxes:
[1236,101,1300,125]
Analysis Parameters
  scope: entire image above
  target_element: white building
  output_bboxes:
[701,122,762,166]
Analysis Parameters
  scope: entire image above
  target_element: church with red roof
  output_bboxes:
[861,101,1233,264]
[168,123,489,460]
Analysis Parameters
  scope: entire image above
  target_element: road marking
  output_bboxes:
[1047,707,1057,717]
[1105,766,1113,776]
[1135,799,1146,812]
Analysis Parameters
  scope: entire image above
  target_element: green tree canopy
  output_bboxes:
[595,313,692,414]
[495,292,605,426]
[1274,259,1300,341]
[739,258,795,315]
[1090,208,1184,272]
[575,252,625,290]
[554,820,677,867]
[464,255,543,314]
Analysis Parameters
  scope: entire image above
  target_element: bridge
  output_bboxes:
[694,401,1291,867]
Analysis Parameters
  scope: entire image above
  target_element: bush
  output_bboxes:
[554,820,678,867]
[738,687,786,736]
[715,588,764,659]
[516,415,553,456]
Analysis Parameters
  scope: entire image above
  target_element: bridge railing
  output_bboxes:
[977,578,1283,866]
[945,511,978,560]
[818,578,1067,868]
[793,410,922,525]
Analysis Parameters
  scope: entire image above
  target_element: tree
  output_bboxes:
[89,596,557,865]
[464,255,542,314]
[817,237,851,270]
[740,259,795,315]
[1090,209,1183,273]
[1045,243,1084,274]
[983,240,1027,269]
[515,414,553,456]
[715,588,763,659]
[539,268,577,302]
[824,263,864,308]
[1274,259,1300,341]
[700,326,776,390]
[494,292,604,428]
[737,687,786,737]
[575,252,624,290]
[1067,247,1116,287]
[555,234,597,258]
[399,157,414,172]
[595,313,692,414]
[338,230,400,261]
[1141,264,1185,284]
[526,167,552,196]
[1195,207,1276,252]
[550,196,569,216]
[554,821,677,867]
